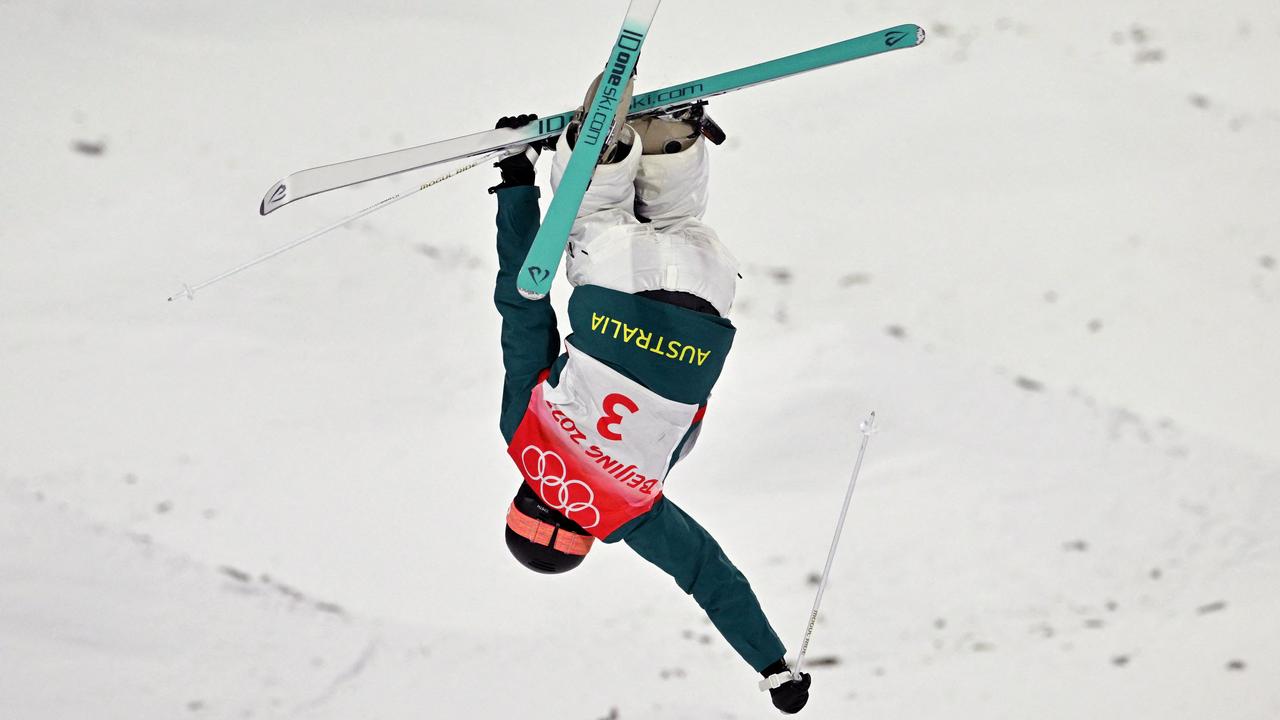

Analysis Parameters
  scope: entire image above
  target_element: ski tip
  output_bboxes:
[883,25,925,50]
[517,287,548,302]
[260,180,290,216]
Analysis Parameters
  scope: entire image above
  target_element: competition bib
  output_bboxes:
[507,342,701,539]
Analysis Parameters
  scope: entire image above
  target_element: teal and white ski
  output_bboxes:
[258,24,925,216]
[515,0,661,300]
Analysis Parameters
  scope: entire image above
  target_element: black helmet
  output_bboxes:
[505,482,595,574]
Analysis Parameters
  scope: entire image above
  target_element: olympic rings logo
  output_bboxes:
[521,445,601,530]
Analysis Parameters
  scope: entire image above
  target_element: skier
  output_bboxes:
[488,76,811,714]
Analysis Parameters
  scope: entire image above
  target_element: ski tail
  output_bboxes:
[515,0,662,300]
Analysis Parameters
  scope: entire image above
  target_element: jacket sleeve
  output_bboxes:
[621,497,786,672]
[493,186,560,443]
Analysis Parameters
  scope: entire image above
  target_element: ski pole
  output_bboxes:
[760,410,878,692]
[167,149,514,302]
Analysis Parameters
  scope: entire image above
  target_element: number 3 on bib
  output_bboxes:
[597,393,639,442]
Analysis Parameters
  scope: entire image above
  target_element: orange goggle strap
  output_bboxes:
[506,502,594,556]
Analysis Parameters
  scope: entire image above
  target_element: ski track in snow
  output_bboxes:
[1,1,1279,718]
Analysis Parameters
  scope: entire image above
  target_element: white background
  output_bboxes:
[2,1,1277,718]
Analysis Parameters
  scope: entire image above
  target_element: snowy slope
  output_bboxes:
[2,1,1278,718]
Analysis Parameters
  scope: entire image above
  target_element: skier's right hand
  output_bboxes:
[489,114,545,193]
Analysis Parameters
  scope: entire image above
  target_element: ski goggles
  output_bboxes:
[506,502,595,556]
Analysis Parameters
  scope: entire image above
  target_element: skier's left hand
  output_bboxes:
[769,671,811,714]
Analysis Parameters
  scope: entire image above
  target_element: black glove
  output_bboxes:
[762,659,812,714]
[488,114,544,194]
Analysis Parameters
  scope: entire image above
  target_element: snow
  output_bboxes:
[2,1,1278,718]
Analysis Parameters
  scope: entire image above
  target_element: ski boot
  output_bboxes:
[563,71,636,164]
[631,101,726,155]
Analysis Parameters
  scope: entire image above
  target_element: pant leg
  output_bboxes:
[549,125,643,254]
[634,135,711,229]
[558,135,741,317]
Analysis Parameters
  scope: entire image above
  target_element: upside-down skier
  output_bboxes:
[488,76,812,714]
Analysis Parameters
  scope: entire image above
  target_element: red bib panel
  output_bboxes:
[507,343,700,539]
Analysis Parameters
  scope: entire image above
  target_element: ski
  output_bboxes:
[517,0,660,300]
[258,23,925,217]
